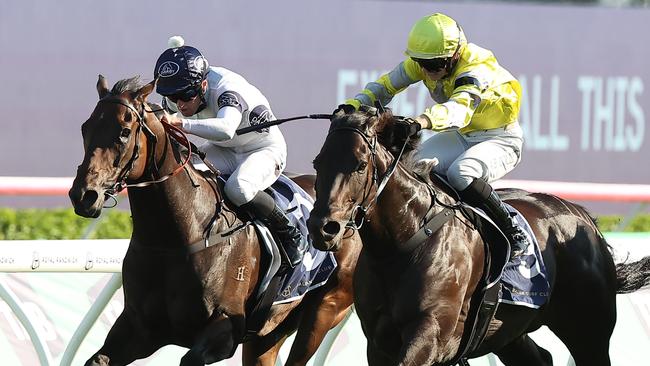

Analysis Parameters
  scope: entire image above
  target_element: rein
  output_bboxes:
[97,96,240,255]
[98,97,193,196]
[326,116,460,251]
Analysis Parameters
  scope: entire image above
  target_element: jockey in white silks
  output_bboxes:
[154,36,307,267]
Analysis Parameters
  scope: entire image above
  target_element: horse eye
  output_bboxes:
[357,162,368,172]
[120,128,131,139]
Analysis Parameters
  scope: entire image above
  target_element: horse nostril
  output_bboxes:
[323,221,341,236]
[81,190,99,208]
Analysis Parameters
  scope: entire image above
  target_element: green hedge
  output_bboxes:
[597,214,650,233]
[0,208,132,240]
[0,208,649,240]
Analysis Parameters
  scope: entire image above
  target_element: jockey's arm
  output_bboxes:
[420,81,482,131]
[180,106,243,141]
[345,60,418,109]
[346,57,484,131]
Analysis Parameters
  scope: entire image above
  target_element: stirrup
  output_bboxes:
[510,246,526,259]
[508,228,530,259]
[279,230,308,268]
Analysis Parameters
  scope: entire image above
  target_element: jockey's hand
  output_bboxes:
[394,116,422,139]
[160,111,183,128]
[332,103,357,116]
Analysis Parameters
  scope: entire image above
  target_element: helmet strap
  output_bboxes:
[444,51,461,75]
[444,23,464,75]
[194,79,208,114]
[195,95,207,114]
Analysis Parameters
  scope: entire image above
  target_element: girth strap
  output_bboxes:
[187,222,251,255]
[398,207,455,253]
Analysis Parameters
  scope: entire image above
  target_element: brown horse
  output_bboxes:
[68,75,361,366]
[307,108,650,366]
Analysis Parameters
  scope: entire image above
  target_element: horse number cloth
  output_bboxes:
[265,175,338,305]
[499,204,550,309]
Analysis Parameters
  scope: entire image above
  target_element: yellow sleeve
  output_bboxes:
[348,59,422,108]
[403,57,425,81]
[421,86,481,130]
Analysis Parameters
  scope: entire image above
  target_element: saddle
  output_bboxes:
[241,175,337,337]
[203,174,337,338]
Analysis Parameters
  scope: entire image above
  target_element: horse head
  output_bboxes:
[308,107,420,251]
[69,75,164,217]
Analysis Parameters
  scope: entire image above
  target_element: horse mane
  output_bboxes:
[107,76,166,120]
[330,109,421,163]
[110,75,143,94]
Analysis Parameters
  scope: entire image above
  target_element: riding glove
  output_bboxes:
[394,117,422,138]
[332,103,357,116]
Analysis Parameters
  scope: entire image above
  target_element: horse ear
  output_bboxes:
[97,74,110,99]
[135,78,157,102]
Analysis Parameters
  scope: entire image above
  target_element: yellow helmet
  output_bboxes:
[405,13,466,59]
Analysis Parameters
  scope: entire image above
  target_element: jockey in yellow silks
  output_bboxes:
[340,13,530,259]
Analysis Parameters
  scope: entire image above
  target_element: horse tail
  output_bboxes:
[615,257,650,294]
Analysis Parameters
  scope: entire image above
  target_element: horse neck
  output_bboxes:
[361,151,438,256]
[127,120,225,248]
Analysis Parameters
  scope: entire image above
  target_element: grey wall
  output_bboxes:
[1,0,649,210]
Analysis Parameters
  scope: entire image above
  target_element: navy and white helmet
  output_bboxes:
[154,36,210,96]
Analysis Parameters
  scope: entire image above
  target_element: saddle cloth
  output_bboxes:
[498,203,550,309]
[258,175,338,305]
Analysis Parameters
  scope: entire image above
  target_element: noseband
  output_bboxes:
[325,124,411,230]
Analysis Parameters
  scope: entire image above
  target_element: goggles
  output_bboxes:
[413,58,448,73]
[167,86,201,103]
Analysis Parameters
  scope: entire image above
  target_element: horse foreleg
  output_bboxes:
[180,312,242,366]
[242,332,291,366]
[285,294,353,365]
[85,310,160,366]
[367,340,397,366]
[494,334,553,366]
[395,310,464,366]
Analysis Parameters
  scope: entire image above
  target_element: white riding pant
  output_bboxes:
[414,122,524,191]
[196,143,286,206]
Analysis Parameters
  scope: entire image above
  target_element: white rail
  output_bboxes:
[0,240,128,273]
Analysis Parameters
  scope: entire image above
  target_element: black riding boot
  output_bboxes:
[242,191,308,267]
[460,178,531,259]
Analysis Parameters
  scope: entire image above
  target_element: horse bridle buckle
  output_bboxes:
[348,204,368,230]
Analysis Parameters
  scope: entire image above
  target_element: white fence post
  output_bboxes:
[60,273,123,366]
[0,274,54,365]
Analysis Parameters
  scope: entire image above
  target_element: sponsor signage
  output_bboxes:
[1,1,648,206]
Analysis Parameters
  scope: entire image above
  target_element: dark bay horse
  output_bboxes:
[307,108,650,365]
[68,75,361,366]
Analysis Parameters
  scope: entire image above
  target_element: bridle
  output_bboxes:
[324,123,411,230]
[324,119,461,256]
[95,96,237,255]
[96,97,193,199]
